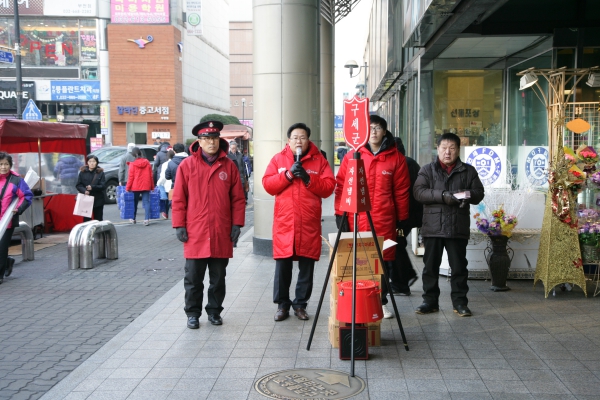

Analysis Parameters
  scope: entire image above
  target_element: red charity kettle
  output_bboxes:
[336,280,383,323]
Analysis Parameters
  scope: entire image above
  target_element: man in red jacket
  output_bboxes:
[171,120,246,329]
[334,115,411,318]
[263,123,335,322]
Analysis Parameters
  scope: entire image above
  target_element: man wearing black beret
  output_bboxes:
[171,120,246,329]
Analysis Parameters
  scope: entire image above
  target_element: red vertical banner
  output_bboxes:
[343,96,370,151]
[339,158,371,213]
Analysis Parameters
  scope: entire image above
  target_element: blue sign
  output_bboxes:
[0,50,13,64]
[50,81,101,101]
[22,99,42,121]
[525,146,549,186]
[465,147,502,186]
[334,115,343,129]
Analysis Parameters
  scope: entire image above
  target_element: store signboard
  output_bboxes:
[111,0,170,24]
[80,32,97,60]
[44,0,97,16]
[100,105,108,135]
[334,115,343,129]
[90,136,103,152]
[186,0,202,36]
[464,146,507,188]
[0,0,43,15]
[49,81,100,101]
[517,146,549,188]
[0,81,35,110]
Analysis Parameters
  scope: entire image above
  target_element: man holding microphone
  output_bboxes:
[263,123,335,321]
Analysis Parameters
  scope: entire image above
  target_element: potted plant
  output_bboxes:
[474,207,518,291]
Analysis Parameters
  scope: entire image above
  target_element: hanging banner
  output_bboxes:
[80,32,97,60]
[111,0,170,24]
[343,96,369,151]
[186,0,202,36]
[464,146,507,188]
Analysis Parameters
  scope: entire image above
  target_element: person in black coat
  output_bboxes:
[391,136,423,296]
[76,154,106,222]
[413,133,484,317]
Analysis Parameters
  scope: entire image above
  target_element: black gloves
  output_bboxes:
[335,214,349,232]
[231,225,241,242]
[176,227,188,243]
[442,191,460,206]
[290,162,310,185]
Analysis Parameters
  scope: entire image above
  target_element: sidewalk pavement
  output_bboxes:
[32,194,600,400]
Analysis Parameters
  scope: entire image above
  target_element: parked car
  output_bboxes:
[90,145,159,203]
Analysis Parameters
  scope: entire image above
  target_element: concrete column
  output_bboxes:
[320,15,334,168]
[253,0,320,256]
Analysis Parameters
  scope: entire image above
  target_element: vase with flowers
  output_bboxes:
[474,207,518,291]
[578,209,600,265]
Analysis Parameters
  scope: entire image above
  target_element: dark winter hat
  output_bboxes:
[192,120,224,137]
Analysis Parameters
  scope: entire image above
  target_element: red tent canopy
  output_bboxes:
[0,119,88,155]
[220,124,253,140]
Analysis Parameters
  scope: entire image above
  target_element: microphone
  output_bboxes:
[295,147,302,163]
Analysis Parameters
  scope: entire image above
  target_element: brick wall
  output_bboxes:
[108,25,183,145]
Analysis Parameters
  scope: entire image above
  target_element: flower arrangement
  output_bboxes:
[578,209,600,245]
[564,146,577,164]
[474,207,518,237]
[590,171,600,187]
[576,144,599,168]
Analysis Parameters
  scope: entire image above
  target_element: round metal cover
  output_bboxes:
[255,368,366,399]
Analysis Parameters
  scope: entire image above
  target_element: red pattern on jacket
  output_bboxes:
[262,142,335,260]
[171,140,246,259]
[125,158,155,192]
[334,144,410,260]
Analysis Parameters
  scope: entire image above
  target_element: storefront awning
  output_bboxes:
[0,119,88,155]
[220,124,253,140]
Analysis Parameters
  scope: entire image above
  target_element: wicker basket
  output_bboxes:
[581,244,599,264]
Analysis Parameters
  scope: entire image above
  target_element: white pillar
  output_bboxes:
[252,0,320,255]
[320,15,334,168]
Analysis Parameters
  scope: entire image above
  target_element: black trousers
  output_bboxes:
[83,206,103,222]
[184,258,228,317]
[422,237,469,307]
[273,257,315,310]
[0,227,14,277]
[389,235,417,292]
[379,261,395,305]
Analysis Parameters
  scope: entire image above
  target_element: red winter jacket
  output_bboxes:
[334,133,410,260]
[171,139,246,259]
[263,142,335,260]
[126,158,155,192]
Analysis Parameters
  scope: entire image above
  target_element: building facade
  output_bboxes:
[0,0,231,148]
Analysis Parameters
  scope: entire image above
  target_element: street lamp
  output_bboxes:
[241,98,246,125]
[344,59,368,98]
[13,0,23,118]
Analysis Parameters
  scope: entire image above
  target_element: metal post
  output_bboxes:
[363,62,367,99]
[241,98,246,125]
[14,0,23,118]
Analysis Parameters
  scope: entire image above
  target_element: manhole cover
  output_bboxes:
[255,368,366,399]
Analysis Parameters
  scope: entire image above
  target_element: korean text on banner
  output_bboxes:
[343,96,370,151]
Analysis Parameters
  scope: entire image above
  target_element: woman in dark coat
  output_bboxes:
[76,154,106,222]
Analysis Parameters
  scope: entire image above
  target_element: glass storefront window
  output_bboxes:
[432,70,503,151]
[0,18,97,68]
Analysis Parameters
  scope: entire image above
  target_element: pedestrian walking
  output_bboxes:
[156,150,174,219]
[75,154,106,222]
[118,143,135,187]
[334,115,411,318]
[263,123,335,322]
[390,136,422,295]
[164,143,188,186]
[172,120,245,329]
[0,152,33,283]
[413,132,484,317]
[227,141,249,206]
[54,154,83,194]
[153,142,171,183]
[126,147,155,226]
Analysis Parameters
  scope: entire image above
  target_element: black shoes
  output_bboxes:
[274,308,289,322]
[408,275,418,287]
[187,316,199,329]
[415,303,439,314]
[294,308,309,320]
[208,314,223,325]
[453,305,472,317]
[5,257,14,277]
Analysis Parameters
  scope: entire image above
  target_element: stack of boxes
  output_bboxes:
[149,188,161,219]
[117,186,161,220]
[328,232,384,348]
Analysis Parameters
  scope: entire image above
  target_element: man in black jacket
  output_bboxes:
[165,143,188,184]
[413,133,484,317]
[392,137,422,296]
